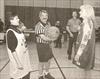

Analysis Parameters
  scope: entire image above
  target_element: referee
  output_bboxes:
[35,10,55,79]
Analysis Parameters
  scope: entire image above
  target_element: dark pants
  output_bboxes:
[67,32,78,56]
[11,72,30,79]
[36,43,53,62]
[55,34,62,48]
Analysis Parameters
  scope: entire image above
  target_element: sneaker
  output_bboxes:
[45,73,55,79]
[39,76,44,79]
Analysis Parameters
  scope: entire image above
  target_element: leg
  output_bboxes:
[36,43,45,79]
[73,32,78,52]
[44,59,55,79]
[58,35,62,48]
[67,37,74,59]
[55,39,59,48]
[38,62,44,76]
[38,62,44,79]
[59,39,62,48]
[44,60,50,73]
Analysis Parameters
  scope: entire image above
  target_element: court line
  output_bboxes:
[0,59,9,72]
[0,57,100,73]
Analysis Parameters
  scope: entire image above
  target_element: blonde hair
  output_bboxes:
[80,4,96,27]
[80,4,95,20]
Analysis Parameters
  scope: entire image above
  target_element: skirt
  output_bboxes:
[36,43,53,62]
[73,27,95,70]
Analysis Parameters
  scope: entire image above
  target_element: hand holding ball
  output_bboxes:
[45,26,60,41]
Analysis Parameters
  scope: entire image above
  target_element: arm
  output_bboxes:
[66,20,73,37]
[66,26,73,35]
[35,24,51,41]
[77,19,82,31]
[76,30,91,56]
[7,31,23,69]
[39,34,51,41]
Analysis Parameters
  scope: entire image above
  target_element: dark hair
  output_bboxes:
[72,10,78,14]
[39,10,48,17]
[9,12,18,20]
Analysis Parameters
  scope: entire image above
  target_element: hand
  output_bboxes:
[74,54,80,62]
[24,48,28,53]
[70,33,73,38]
[40,34,51,41]
[17,64,23,70]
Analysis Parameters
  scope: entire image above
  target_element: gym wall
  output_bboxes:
[4,0,83,29]
[4,0,100,29]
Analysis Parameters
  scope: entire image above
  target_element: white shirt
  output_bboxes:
[6,29,32,79]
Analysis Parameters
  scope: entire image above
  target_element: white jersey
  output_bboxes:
[6,29,32,79]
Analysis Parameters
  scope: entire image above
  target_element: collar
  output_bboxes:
[40,21,48,27]
[9,25,22,33]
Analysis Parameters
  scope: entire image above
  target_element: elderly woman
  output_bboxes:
[73,4,96,70]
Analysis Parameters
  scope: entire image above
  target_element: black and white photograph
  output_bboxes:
[0,0,100,79]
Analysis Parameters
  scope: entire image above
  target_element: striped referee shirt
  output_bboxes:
[35,21,51,43]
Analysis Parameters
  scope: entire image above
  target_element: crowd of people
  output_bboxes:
[5,4,96,79]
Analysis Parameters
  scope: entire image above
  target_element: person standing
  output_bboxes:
[35,10,55,79]
[0,18,4,43]
[73,4,96,70]
[6,13,32,79]
[0,18,4,32]
[66,11,81,60]
[55,21,63,48]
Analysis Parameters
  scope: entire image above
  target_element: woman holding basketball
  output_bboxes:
[35,10,55,79]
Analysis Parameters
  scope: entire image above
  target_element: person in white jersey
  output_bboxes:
[6,13,32,79]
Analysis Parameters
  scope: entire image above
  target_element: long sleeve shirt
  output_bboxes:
[7,26,21,53]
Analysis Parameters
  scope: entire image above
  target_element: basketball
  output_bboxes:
[45,26,60,41]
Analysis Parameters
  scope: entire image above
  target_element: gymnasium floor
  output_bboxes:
[0,40,100,79]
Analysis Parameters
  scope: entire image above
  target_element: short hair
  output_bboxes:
[39,10,48,17]
[72,11,77,13]
[72,11,78,15]
[9,12,18,20]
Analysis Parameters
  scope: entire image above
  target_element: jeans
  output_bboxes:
[67,32,78,56]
